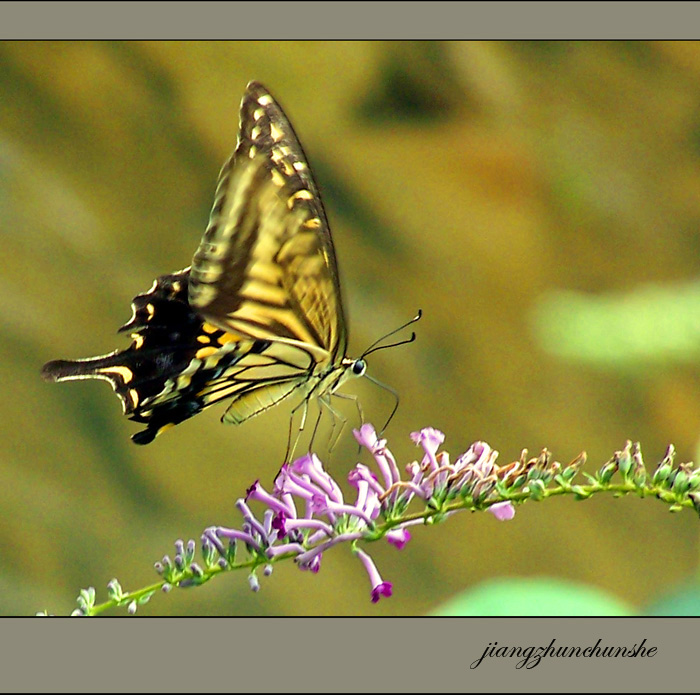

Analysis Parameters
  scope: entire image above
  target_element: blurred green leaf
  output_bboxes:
[532,281,700,368]
[644,581,700,616]
[430,577,634,616]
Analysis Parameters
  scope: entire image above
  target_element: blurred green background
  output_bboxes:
[3,40,700,616]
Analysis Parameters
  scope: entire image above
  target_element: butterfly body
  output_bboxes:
[42,81,370,448]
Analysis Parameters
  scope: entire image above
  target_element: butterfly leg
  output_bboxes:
[332,391,364,428]
[317,395,348,453]
[330,391,366,452]
[285,396,311,463]
[308,405,325,452]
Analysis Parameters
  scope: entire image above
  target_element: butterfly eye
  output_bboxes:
[351,359,367,377]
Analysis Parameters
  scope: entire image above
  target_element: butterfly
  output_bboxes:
[41,81,419,452]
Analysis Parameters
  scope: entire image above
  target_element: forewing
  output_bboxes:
[188,81,347,361]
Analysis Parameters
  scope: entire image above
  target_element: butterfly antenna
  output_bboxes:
[363,373,401,435]
[362,332,416,358]
[361,309,422,359]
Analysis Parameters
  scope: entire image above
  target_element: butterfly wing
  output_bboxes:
[189,81,347,362]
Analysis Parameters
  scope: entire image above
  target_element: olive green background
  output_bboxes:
[2,41,700,616]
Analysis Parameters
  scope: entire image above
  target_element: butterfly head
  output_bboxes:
[350,358,367,377]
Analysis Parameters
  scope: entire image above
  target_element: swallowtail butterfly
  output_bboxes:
[42,81,418,450]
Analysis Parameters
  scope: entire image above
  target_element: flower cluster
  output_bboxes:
[153,425,517,604]
[354,424,516,522]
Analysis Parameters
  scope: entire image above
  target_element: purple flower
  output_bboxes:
[215,526,261,551]
[275,466,321,502]
[471,442,497,476]
[386,528,411,550]
[348,464,385,497]
[247,480,295,517]
[354,423,380,451]
[410,427,445,470]
[271,511,288,537]
[291,453,344,503]
[266,542,306,559]
[449,441,498,492]
[371,582,393,603]
[298,553,322,573]
[322,500,375,526]
[283,518,334,536]
[487,501,515,521]
[355,548,393,604]
[235,499,268,541]
[202,527,227,556]
[354,424,401,488]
